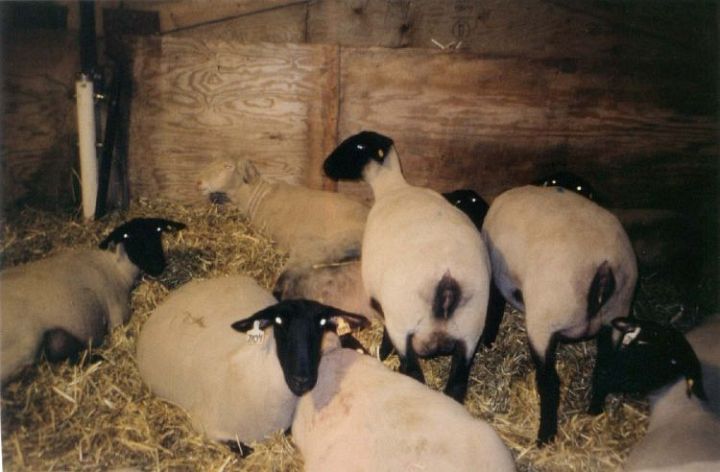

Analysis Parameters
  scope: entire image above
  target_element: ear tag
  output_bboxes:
[686,378,694,397]
[335,318,352,336]
[247,320,264,344]
[621,327,640,348]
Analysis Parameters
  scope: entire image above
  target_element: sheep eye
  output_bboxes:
[576,186,582,191]
[274,316,283,325]
[123,233,129,239]
[156,227,162,232]
[471,197,477,202]
[670,359,678,365]
[356,144,365,150]
[378,149,384,158]
[455,200,461,204]
[319,318,327,326]
[551,179,557,185]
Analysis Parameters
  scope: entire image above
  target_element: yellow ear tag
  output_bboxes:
[247,320,264,344]
[336,318,352,336]
[378,149,384,158]
[686,378,694,397]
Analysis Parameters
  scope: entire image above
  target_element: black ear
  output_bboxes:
[324,308,370,332]
[231,306,277,332]
[611,317,638,334]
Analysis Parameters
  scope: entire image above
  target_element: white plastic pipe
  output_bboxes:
[76,74,98,220]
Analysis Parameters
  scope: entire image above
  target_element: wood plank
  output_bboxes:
[128,37,339,203]
[1,30,79,208]
[307,0,714,63]
[168,2,306,43]
[335,47,717,213]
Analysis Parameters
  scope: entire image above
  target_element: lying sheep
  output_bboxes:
[1,218,185,384]
[482,185,637,444]
[136,275,368,449]
[589,317,719,471]
[292,347,516,472]
[197,157,369,270]
[323,131,495,402]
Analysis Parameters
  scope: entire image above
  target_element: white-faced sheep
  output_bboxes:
[1,218,185,384]
[196,157,369,270]
[589,317,720,471]
[323,131,496,402]
[481,185,637,444]
[292,347,516,472]
[136,275,368,451]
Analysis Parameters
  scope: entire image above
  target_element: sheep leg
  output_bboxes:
[399,333,425,384]
[530,336,560,446]
[443,341,472,403]
[482,278,506,347]
[588,325,613,415]
[378,327,395,360]
[41,328,86,363]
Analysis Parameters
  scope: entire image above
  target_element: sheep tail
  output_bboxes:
[587,261,616,318]
[432,272,461,320]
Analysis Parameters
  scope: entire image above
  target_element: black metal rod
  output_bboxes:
[78,1,97,75]
[94,67,123,219]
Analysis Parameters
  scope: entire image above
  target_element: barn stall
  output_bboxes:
[1,1,718,470]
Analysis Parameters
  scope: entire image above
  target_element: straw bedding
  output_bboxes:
[0,198,693,471]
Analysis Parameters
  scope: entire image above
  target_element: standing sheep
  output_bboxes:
[482,185,637,444]
[197,157,369,270]
[323,131,496,402]
[589,317,719,471]
[136,275,368,449]
[1,218,185,384]
[292,347,516,472]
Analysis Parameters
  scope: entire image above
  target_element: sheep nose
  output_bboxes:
[287,375,315,395]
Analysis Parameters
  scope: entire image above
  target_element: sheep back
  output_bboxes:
[136,275,296,443]
[292,348,515,472]
[1,249,136,383]
[482,185,637,344]
[362,186,490,356]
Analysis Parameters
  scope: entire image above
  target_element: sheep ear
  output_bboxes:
[325,309,370,332]
[241,160,261,184]
[231,307,275,332]
[611,317,637,334]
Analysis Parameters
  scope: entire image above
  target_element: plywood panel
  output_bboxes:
[1,30,79,208]
[168,2,306,43]
[128,37,339,203]
[336,47,718,211]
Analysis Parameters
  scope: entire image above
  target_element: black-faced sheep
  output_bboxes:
[589,317,719,471]
[1,218,185,384]
[443,189,489,231]
[481,185,637,444]
[323,131,495,402]
[196,157,369,271]
[136,275,368,449]
[533,171,597,202]
[292,347,516,472]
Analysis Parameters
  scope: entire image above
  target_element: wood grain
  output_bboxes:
[128,37,339,203]
[1,30,79,208]
[335,47,718,212]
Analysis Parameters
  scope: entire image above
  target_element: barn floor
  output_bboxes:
[0,199,701,471]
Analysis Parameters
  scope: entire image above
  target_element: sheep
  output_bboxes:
[196,157,369,270]
[322,131,496,402]
[481,185,637,444]
[589,317,720,471]
[135,275,368,450]
[1,218,185,384]
[533,171,597,202]
[292,346,516,472]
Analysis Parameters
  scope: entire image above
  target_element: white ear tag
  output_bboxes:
[621,327,641,347]
[335,318,351,336]
[247,320,264,344]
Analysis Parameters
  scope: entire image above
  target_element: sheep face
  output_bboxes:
[534,171,597,202]
[443,189,489,231]
[99,218,186,276]
[323,131,394,181]
[231,299,369,396]
[592,317,707,404]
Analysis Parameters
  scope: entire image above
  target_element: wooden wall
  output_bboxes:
[2,0,717,222]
